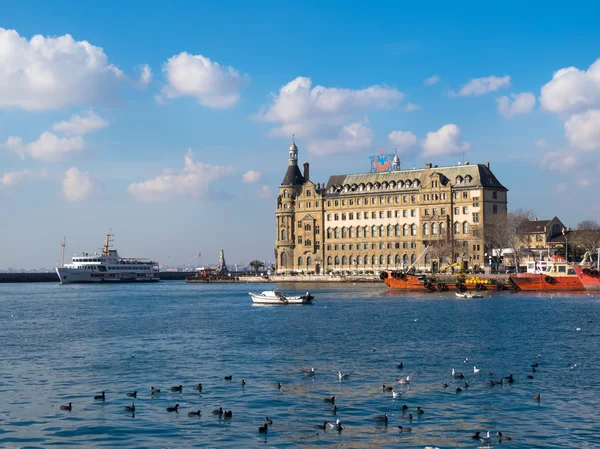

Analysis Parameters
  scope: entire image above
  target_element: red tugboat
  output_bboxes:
[381,269,424,290]
[509,256,584,291]
[573,266,600,291]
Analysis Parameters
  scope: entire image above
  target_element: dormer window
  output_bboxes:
[465,175,472,183]
[455,176,463,184]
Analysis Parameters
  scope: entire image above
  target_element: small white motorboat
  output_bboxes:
[455,292,483,299]
[249,290,314,305]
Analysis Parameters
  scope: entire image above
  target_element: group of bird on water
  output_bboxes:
[54,356,543,443]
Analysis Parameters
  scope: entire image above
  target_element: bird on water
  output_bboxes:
[166,404,179,412]
[170,385,182,392]
[94,391,105,401]
[187,410,201,417]
[60,403,72,411]
[126,391,137,398]
[124,404,135,413]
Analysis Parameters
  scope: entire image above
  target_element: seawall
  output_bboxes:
[0,271,192,283]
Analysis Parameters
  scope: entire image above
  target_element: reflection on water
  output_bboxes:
[0,282,598,448]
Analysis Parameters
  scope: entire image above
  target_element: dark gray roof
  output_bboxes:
[281,165,304,186]
[325,163,507,193]
[522,220,551,233]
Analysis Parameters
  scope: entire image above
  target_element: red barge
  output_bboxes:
[573,266,600,291]
[381,269,424,290]
[509,256,584,291]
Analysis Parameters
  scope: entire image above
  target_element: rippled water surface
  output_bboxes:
[1,281,599,448]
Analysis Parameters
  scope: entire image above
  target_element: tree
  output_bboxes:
[571,220,600,263]
[249,260,265,274]
[484,209,535,268]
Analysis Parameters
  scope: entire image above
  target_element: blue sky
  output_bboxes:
[1,1,600,269]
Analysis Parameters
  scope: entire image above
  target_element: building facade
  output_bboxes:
[275,142,508,274]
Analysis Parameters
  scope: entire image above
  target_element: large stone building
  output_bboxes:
[275,141,508,274]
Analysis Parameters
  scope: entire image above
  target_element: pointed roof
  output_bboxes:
[281,165,305,186]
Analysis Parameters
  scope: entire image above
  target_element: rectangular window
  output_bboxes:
[454,207,460,215]
[411,242,416,248]
[372,197,376,205]
[424,209,429,216]
[342,213,346,220]
[403,242,408,249]
[433,208,437,216]
[403,195,408,203]
[473,229,480,237]
[334,214,339,221]
[357,212,361,219]
[441,208,446,215]
[473,213,480,223]
[342,199,346,206]
[380,243,385,249]
[327,214,332,221]
[349,199,354,206]
[395,196,400,204]
[357,198,361,205]
[327,244,331,250]
[493,204,498,214]
[315,226,320,235]
[357,243,362,250]
[387,196,391,204]
[349,213,354,220]
[395,211,400,218]
[463,206,468,214]
[380,196,384,204]
[411,209,416,217]
[298,236,302,244]
[342,244,346,250]
[411,195,416,203]
[306,190,311,196]
[334,244,339,250]
[316,201,320,207]
[463,192,468,199]
[379,211,384,218]
[327,201,331,207]
[304,224,311,231]
[441,193,447,200]
[493,191,498,199]
[403,210,408,217]
[298,221,301,228]
[454,192,459,199]
[306,202,311,208]
[334,200,339,206]
[372,212,376,218]
[315,241,320,250]
[387,211,392,218]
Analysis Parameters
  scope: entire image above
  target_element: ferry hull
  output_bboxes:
[509,273,584,291]
[56,268,160,284]
[381,270,423,290]
[573,267,600,291]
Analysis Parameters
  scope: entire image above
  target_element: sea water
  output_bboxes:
[0,282,599,448]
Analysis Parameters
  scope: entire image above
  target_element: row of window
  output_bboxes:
[327,242,418,251]
[325,222,472,239]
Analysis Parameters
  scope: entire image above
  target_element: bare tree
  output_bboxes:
[506,209,536,267]
[572,220,600,262]
[428,240,455,268]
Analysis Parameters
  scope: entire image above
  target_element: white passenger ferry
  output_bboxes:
[55,233,160,284]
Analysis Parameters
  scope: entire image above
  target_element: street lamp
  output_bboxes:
[562,227,568,262]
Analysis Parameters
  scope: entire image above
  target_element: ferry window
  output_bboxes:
[568,268,575,275]
[558,266,566,273]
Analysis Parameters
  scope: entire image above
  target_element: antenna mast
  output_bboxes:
[103,230,114,256]
[60,237,66,268]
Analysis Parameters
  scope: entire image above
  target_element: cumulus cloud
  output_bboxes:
[564,109,600,151]
[403,103,421,112]
[388,130,417,152]
[256,76,402,155]
[139,64,152,88]
[541,150,580,172]
[0,28,124,110]
[242,170,262,183]
[128,149,234,201]
[62,167,93,201]
[540,58,600,114]
[496,92,536,119]
[450,75,511,97]
[157,52,247,108]
[421,124,469,157]
[424,75,440,86]
[307,122,373,156]
[0,169,48,187]
[2,133,85,161]
[259,184,271,199]
[52,110,109,135]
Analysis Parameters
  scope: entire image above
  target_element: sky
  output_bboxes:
[1,0,600,269]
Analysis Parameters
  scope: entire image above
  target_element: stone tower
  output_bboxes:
[216,249,228,274]
[275,140,305,273]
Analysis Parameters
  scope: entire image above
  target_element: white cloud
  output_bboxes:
[403,102,421,112]
[424,75,440,86]
[139,64,152,88]
[564,109,600,151]
[243,170,262,183]
[541,150,580,172]
[388,130,417,152]
[259,184,271,199]
[421,124,469,157]
[128,149,234,201]
[307,122,373,156]
[157,52,247,109]
[450,75,511,97]
[0,28,124,110]
[2,132,85,161]
[62,167,93,202]
[52,110,109,135]
[535,139,547,148]
[540,58,600,114]
[496,92,536,119]
[0,169,48,187]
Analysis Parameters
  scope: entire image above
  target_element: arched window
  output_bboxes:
[357,255,363,265]
[425,254,431,263]
[455,222,460,234]
[440,222,445,234]
[372,225,377,237]
[342,227,347,238]
[327,256,332,265]
[298,257,303,266]
[380,225,385,237]
[403,224,409,236]
[334,227,340,238]
[357,227,363,238]
[432,223,437,235]
[350,226,355,238]
[403,254,409,264]
[423,223,429,236]
[395,254,401,265]
[372,255,377,265]
[463,222,469,234]
[335,256,340,265]
[387,254,393,265]
[327,228,332,239]
[281,229,287,241]
[380,255,385,265]
[411,254,416,264]
[349,256,355,265]
[387,225,393,237]
[342,256,347,265]
[411,224,417,236]
[395,224,400,237]
[307,256,312,266]
[364,226,370,238]
[280,252,288,266]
